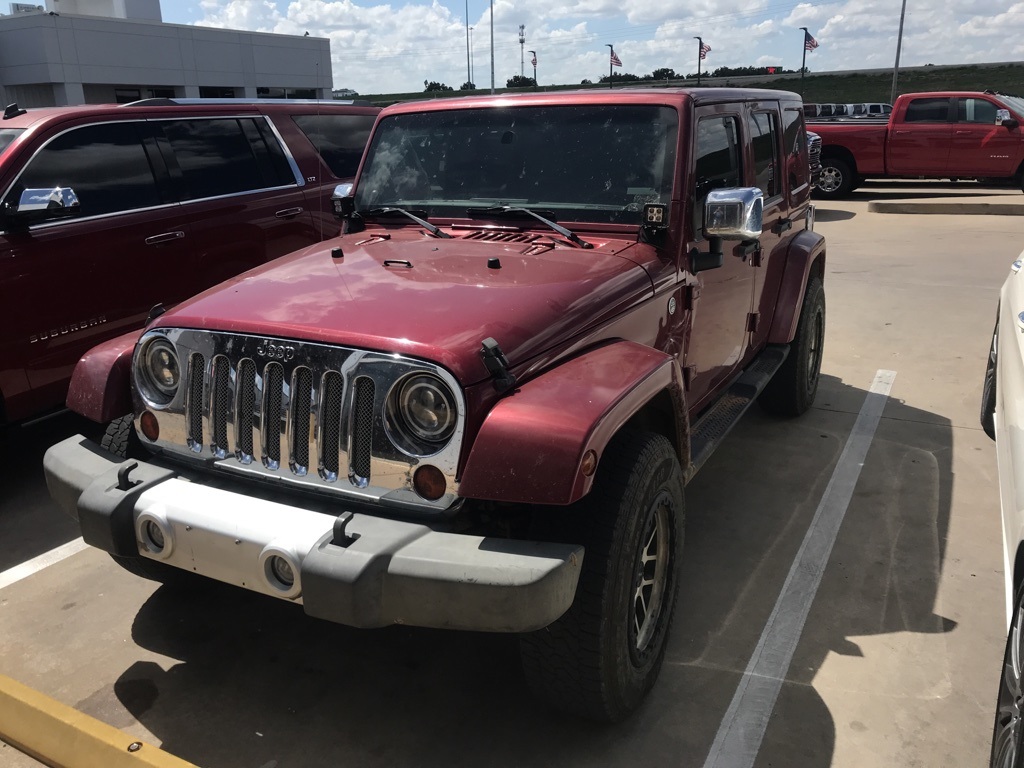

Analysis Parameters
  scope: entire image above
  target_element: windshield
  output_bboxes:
[355,104,679,225]
[0,129,25,158]
[998,94,1024,119]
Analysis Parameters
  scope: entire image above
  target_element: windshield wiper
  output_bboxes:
[466,206,593,249]
[359,207,452,239]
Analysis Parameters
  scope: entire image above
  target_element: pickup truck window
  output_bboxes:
[5,122,160,218]
[162,118,284,200]
[957,98,999,124]
[292,114,375,179]
[904,98,952,123]
[355,105,678,225]
[749,111,780,198]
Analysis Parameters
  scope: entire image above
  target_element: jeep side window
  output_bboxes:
[5,122,160,219]
[749,110,780,199]
[782,107,809,199]
[693,115,742,238]
[161,118,267,200]
[292,114,376,179]
[904,98,952,123]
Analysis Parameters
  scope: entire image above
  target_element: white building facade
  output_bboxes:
[0,0,332,107]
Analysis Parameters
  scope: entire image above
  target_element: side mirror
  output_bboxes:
[4,186,80,227]
[331,183,355,219]
[996,108,1019,129]
[704,187,763,241]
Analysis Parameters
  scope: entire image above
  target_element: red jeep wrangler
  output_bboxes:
[44,88,825,721]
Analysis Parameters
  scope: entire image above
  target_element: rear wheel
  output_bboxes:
[990,585,1024,766]
[815,157,855,199]
[520,430,684,722]
[760,276,825,417]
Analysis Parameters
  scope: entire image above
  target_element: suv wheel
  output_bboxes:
[760,276,825,417]
[991,585,1024,767]
[520,430,684,722]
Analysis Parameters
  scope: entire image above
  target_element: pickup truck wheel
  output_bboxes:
[760,276,825,417]
[816,158,854,198]
[100,414,199,588]
[519,430,684,722]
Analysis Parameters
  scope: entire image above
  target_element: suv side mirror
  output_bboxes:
[331,183,355,219]
[690,188,764,274]
[4,186,80,227]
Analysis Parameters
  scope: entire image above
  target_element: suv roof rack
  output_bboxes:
[120,97,372,108]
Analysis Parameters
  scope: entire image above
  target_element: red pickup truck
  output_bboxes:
[809,91,1024,198]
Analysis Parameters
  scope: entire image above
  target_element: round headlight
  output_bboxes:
[138,338,180,404]
[394,374,457,445]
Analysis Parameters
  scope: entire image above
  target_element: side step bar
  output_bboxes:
[685,344,789,483]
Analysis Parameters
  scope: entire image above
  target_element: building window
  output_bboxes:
[114,88,141,104]
[199,87,237,99]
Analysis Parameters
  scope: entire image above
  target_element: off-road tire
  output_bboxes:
[519,430,684,722]
[100,413,144,459]
[760,275,825,417]
[815,157,855,199]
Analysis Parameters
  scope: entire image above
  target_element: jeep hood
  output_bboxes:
[157,231,655,385]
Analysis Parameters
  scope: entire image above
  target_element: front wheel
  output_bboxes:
[990,586,1024,767]
[815,157,855,199]
[520,430,684,722]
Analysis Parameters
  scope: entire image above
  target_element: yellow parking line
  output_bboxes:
[0,674,198,768]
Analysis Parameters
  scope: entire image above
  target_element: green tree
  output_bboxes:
[649,67,677,80]
[459,81,476,90]
[424,81,454,92]
[598,72,641,84]
[506,75,537,88]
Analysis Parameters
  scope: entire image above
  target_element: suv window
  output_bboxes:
[748,111,780,198]
[7,122,160,218]
[957,98,999,124]
[782,108,809,197]
[292,114,376,179]
[904,98,951,123]
[161,118,288,200]
[693,115,742,236]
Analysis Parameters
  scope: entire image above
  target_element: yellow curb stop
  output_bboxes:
[0,674,198,768]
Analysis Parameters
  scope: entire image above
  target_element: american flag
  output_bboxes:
[531,53,537,67]
[699,42,711,60]
[610,48,622,67]
[804,30,819,51]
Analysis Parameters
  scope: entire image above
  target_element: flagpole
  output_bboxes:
[465,0,470,87]
[694,37,702,86]
[606,43,614,88]
[489,0,494,94]
[800,27,808,97]
[529,50,536,85]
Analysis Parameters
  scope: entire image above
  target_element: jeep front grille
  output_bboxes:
[136,329,464,512]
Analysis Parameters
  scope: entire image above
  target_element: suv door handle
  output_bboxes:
[144,231,185,246]
[275,207,304,218]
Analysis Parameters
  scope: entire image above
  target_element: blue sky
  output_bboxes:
[159,1,1024,94]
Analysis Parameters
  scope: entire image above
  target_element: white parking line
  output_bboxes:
[0,538,89,592]
[702,369,897,768]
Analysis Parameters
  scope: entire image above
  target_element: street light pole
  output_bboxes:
[489,0,494,94]
[519,24,525,78]
[529,50,536,85]
[465,0,470,87]
[891,0,908,103]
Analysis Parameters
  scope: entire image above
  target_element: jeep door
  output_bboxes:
[684,110,755,411]
[0,120,193,420]
[156,116,318,290]
[947,96,1022,177]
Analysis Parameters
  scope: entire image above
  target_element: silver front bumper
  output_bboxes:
[43,436,583,632]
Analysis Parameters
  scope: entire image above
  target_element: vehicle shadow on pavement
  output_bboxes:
[813,208,856,223]
[0,413,100,573]
[112,373,955,768]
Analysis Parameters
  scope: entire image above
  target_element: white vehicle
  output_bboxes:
[981,247,1024,766]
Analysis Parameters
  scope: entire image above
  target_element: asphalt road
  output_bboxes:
[0,183,1017,767]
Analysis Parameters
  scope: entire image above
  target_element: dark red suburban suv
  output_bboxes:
[0,98,379,425]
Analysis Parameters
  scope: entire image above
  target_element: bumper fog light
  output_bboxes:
[413,465,446,501]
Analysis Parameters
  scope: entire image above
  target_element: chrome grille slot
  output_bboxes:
[210,355,231,459]
[318,370,343,481]
[186,353,206,453]
[350,376,375,484]
[289,366,313,476]
[235,358,256,463]
[261,362,284,470]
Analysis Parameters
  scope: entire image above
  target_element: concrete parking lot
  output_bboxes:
[0,181,1018,767]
